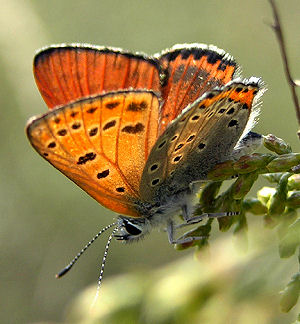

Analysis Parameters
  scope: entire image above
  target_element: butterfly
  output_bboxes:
[27,43,263,281]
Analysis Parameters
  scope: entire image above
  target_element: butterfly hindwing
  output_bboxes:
[157,44,238,135]
[27,90,160,217]
[140,79,261,202]
[34,45,161,109]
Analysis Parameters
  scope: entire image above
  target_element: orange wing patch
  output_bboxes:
[34,45,161,109]
[199,83,259,111]
[27,90,160,217]
[158,45,237,134]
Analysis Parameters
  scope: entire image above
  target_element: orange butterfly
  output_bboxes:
[27,43,263,280]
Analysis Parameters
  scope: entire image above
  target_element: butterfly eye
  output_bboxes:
[124,221,142,236]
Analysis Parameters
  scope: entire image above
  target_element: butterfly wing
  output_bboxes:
[157,44,238,135]
[140,79,261,201]
[34,44,161,109]
[27,90,160,217]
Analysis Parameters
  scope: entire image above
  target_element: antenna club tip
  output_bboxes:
[56,267,70,278]
[55,273,60,279]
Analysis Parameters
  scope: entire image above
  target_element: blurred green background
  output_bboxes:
[1,0,299,323]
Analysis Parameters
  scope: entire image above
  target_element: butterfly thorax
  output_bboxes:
[115,183,200,242]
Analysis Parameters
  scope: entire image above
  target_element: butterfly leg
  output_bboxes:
[166,220,205,244]
[181,199,238,226]
[179,181,205,222]
[186,211,239,224]
[231,131,263,160]
[181,204,194,221]
[168,210,239,244]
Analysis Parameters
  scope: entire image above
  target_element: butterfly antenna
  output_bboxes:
[56,222,117,278]
[92,227,118,307]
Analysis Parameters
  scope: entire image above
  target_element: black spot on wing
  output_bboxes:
[127,101,148,111]
[57,129,67,136]
[158,140,166,149]
[87,107,97,114]
[89,127,98,136]
[151,178,160,186]
[226,108,235,115]
[121,123,144,134]
[103,120,116,131]
[77,152,96,165]
[150,164,159,172]
[206,93,215,99]
[71,122,81,129]
[97,169,109,179]
[187,135,195,142]
[47,141,56,148]
[106,101,120,109]
[228,120,238,127]
[173,155,182,163]
[175,143,184,151]
[191,115,200,121]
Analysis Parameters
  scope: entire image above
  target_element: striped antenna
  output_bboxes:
[92,227,118,307]
[56,222,117,278]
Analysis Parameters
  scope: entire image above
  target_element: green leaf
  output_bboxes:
[263,134,292,155]
[279,219,300,258]
[280,272,300,312]
[268,173,290,217]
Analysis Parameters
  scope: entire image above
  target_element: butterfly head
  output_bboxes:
[114,216,150,242]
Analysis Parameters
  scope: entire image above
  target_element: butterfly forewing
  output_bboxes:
[157,44,238,135]
[140,79,261,201]
[27,90,160,217]
[34,45,161,109]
